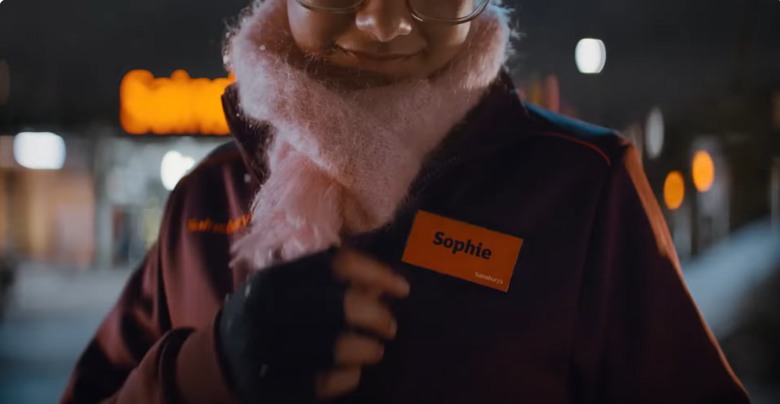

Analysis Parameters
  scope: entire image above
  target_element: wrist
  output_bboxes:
[175,320,236,404]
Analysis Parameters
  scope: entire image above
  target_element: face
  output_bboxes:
[286,0,472,86]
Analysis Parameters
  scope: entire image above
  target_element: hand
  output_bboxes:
[217,247,410,403]
[315,248,410,400]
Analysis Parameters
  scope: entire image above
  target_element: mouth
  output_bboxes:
[339,47,418,61]
[335,46,420,74]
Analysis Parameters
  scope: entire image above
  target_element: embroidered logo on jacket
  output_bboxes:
[188,213,253,235]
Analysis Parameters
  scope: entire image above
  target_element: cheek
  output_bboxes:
[419,24,471,74]
[287,0,349,54]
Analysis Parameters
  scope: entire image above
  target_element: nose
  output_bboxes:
[354,0,414,42]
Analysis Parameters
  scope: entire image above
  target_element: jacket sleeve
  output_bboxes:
[569,145,750,403]
[60,185,236,403]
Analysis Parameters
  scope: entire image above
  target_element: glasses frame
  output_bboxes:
[295,0,490,25]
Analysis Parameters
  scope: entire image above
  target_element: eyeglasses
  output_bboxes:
[296,0,490,25]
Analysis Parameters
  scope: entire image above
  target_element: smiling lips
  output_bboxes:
[337,46,419,72]
[342,48,416,61]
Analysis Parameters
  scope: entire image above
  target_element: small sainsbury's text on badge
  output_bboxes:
[475,272,504,285]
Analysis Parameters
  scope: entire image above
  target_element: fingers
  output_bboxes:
[332,248,410,299]
[316,333,384,400]
[315,368,362,400]
[334,333,384,366]
[344,288,398,339]
[311,248,403,401]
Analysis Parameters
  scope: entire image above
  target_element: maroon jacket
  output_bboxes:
[62,72,749,403]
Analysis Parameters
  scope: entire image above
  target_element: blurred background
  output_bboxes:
[0,0,779,402]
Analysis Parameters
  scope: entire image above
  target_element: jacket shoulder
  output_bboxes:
[201,141,243,167]
[183,141,246,184]
[170,140,254,212]
[523,103,628,166]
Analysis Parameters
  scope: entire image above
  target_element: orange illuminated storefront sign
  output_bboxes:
[120,70,234,135]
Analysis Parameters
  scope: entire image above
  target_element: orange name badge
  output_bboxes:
[402,210,524,292]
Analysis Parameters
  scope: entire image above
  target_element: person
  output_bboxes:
[62,0,751,403]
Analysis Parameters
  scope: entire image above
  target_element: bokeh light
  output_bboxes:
[664,170,685,210]
[160,150,195,191]
[575,38,607,74]
[645,107,665,159]
[692,150,716,192]
[12,132,66,170]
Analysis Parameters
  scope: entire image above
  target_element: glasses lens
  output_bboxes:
[298,0,362,12]
[409,0,488,22]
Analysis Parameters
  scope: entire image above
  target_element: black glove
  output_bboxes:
[217,247,347,403]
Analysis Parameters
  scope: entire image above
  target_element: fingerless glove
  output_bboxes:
[217,248,346,403]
